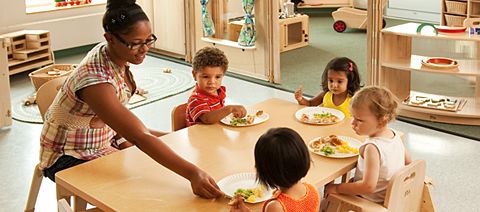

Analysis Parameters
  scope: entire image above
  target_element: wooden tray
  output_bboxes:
[403,95,466,112]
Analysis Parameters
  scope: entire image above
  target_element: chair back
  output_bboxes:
[36,76,67,121]
[171,103,188,131]
[384,160,426,212]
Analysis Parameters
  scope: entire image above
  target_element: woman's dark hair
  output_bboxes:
[103,0,149,35]
[321,57,361,96]
[254,127,311,189]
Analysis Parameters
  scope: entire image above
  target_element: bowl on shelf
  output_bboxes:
[436,25,467,33]
[421,57,459,70]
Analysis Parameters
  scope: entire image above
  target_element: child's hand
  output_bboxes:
[189,169,224,199]
[229,194,251,212]
[228,105,247,118]
[294,85,304,102]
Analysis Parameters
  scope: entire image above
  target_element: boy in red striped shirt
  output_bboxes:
[186,47,246,126]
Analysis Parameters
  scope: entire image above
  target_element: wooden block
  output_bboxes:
[27,41,41,49]
[12,40,26,51]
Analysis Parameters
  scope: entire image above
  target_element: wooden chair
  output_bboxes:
[24,76,67,212]
[171,103,188,131]
[325,160,434,212]
[35,76,67,120]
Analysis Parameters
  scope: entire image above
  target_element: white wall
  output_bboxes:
[386,0,441,23]
[0,1,106,51]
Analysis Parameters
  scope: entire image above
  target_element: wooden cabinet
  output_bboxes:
[1,30,53,75]
[279,14,309,52]
[0,37,12,127]
[441,0,480,26]
[380,23,480,125]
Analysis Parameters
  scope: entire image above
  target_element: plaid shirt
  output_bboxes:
[186,84,226,126]
[39,42,134,170]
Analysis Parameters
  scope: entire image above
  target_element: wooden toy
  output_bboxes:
[332,7,385,32]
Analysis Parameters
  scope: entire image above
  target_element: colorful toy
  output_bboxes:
[55,0,92,7]
[331,0,387,33]
[332,7,385,32]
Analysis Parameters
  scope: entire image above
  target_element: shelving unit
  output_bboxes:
[380,23,480,125]
[0,30,53,75]
[297,0,353,9]
[226,14,309,52]
[441,0,480,26]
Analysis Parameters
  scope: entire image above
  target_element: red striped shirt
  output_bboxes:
[186,84,226,126]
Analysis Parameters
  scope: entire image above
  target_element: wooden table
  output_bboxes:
[56,98,362,211]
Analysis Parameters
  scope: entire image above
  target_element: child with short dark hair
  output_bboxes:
[295,57,361,117]
[230,127,320,212]
[186,47,246,126]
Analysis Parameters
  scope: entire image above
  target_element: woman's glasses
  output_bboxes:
[112,33,157,50]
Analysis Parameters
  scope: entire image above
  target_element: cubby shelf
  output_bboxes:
[380,23,480,126]
[1,30,53,76]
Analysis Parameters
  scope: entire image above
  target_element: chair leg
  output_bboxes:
[24,164,44,212]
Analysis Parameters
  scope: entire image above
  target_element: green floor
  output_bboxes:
[278,13,480,140]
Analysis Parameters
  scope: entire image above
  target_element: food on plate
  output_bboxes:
[443,102,456,109]
[233,186,265,203]
[255,110,264,116]
[320,144,335,156]
[427,102,441,107]
[301,112,339,123]
[230,115,255,126]
[310,135,359,156]
[430,98,445,103]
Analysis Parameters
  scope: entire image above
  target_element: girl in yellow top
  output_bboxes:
[294,57,361,117]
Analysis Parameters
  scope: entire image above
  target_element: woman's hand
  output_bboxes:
[324,183,338,196]
[189,169,224,199]
[229,194,251,212]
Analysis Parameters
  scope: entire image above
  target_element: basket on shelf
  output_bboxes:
[29,64,77,91]
[445,0,467,14]
[445,14,466,27]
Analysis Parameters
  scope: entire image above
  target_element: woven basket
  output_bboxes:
[29,64,77,91]
[445,14,466,27]
[445,1,467,15]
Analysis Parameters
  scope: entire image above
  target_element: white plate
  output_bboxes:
[217,172,273,204]
[295,107,345,125]
[221,111,269,127]
[308,136,362,158]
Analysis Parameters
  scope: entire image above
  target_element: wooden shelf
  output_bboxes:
[380,23,480,125]
[443,12,467,16]
[382,55,480,77]
[382,23,480,42]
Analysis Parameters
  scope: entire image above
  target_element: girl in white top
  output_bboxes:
[324,86,412,204]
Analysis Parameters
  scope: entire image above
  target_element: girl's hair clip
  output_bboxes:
[348,62,353,72]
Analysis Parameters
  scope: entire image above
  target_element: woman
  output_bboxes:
[39,0,223,198]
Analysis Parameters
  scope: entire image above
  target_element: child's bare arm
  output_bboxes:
[325,144,380,195]
[294,85,325,106]
[404,147,412,165]
[309,92,326,106]
[198,105,247,124]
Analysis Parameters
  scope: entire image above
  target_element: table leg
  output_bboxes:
[74,196,88,211]
[341,171,351,183]
[56,183,72,205]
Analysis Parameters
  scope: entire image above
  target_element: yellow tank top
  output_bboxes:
[322,91,352,117]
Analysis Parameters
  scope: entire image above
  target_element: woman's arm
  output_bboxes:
[325,144,380,195]
[78,83,223,198]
